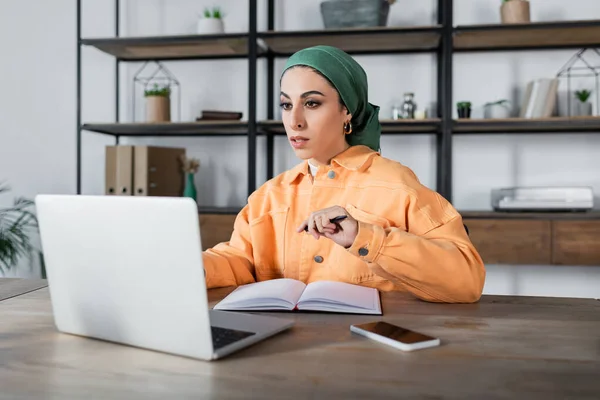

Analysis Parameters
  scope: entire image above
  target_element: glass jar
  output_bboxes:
[391,104,402,120]
[401,92,417,119]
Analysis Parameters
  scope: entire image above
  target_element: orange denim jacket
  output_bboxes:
[203,145,486,303]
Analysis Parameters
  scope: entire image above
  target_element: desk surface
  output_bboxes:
[0,278,48,302]
[0,282,599,399]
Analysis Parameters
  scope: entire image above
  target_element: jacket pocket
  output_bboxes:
[327,204,394,284]
[249,207,289,279]
[345,203,393,230]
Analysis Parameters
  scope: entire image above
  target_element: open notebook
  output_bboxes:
[213,278,382,315]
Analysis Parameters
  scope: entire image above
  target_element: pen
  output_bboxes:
[303,215,348,231]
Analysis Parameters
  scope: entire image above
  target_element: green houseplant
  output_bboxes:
[0,183,44,277]
[198,6,225,34]
[483,99,511,119]
[574,89,593,116]
[457,101,472,119]
[144,83,171,122]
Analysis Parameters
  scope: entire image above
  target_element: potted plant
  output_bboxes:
[0,183,44,278]
[320,0,395,29]
[457,101,472,119]
[483,99,511,119]
[574,89,593,116]
[144,83,171,123]
[500,0,530,24]
[197,6,225,34]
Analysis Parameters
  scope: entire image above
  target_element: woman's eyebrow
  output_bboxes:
[280,90,325,99]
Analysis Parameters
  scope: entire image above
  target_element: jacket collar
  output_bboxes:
[282,145,378,185]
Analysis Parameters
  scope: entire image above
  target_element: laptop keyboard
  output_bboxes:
[211,326,256,350]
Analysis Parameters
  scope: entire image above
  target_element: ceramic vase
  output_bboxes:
[145,96,170,122]
[197,18,224,34]
[500,0,531,24]
[183,173,197,201]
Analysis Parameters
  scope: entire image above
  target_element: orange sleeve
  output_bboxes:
[347,193,486,303]
[202,205,256,289]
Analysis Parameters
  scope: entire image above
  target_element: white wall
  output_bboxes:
[1,0,599,299]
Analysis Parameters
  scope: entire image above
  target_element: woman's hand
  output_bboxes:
[296,206,358,248]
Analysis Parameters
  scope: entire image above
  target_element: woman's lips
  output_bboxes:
[290,136,309,149]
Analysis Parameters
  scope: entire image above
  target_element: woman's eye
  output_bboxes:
[305,101,320,108]
[280,102,292,111]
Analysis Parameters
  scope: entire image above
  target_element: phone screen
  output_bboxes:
[354,321,437,344]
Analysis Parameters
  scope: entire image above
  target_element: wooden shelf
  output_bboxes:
[258,119,440,134]
[454,20,600,51]
[453,117,600,133]
[259,26,441,56]
[461,211,600,220]
[82,121,250,136]
[81,34,265,61]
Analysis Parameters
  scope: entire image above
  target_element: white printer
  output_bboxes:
[491,186,594,212]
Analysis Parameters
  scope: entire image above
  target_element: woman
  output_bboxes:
[202,45,485,303]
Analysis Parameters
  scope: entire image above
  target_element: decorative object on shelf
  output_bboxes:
[519,78,559,118]
[457,101,472,118]
[197,6,225,34]
[500,0,530,24]
[133,61,181,123]
[574,89,593,116]
[144,84,171,122]
[180,155,200,201]
[556,48,600,117]
[401,92,417,119]
[484,99,511,119]
[320,0,394,29]
[196,110,243,121]
[0,182,45,278]
[391,104,402,120]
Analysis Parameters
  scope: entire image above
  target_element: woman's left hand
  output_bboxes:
[296,206,358,248]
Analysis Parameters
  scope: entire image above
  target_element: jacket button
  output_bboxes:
[327,170,336,179]
[314,255,324,263]
[358,248,369,256]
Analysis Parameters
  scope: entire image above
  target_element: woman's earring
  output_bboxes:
[343,121,352,135]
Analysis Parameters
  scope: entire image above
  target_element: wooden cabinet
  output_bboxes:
[552,221,600,266]
[463,212,600,266]
[464,219,552,264]
[198,213,237,250]
[198,211,600,266]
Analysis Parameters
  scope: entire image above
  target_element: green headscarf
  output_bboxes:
[281,45,381,152]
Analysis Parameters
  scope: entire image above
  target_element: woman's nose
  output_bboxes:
[290,107,305,130]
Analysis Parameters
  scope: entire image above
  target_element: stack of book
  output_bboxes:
[519,78,559,118]
[196,110,243,121]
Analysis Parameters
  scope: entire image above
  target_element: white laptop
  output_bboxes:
[35,194,294,361]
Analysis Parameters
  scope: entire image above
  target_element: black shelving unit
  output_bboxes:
[77,0,600,209]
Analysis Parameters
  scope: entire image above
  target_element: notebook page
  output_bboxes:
[213,278,306,310]
[297,280,380,313]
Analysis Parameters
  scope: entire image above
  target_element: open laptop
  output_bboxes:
[35,194,294,361]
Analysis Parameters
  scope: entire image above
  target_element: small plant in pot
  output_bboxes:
[457,101,472,119]
[144,83,171,123]
[574,89,593,116]
[484,99,511,119]
[198,6,225,34]
[501,0,530,24]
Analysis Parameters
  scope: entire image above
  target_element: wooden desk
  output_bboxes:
[0,278,47,302]
[0,283,599,399]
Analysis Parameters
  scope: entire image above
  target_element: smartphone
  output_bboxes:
[350,321,440,352]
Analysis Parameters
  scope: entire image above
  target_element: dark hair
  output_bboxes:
[281,65,347,111]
